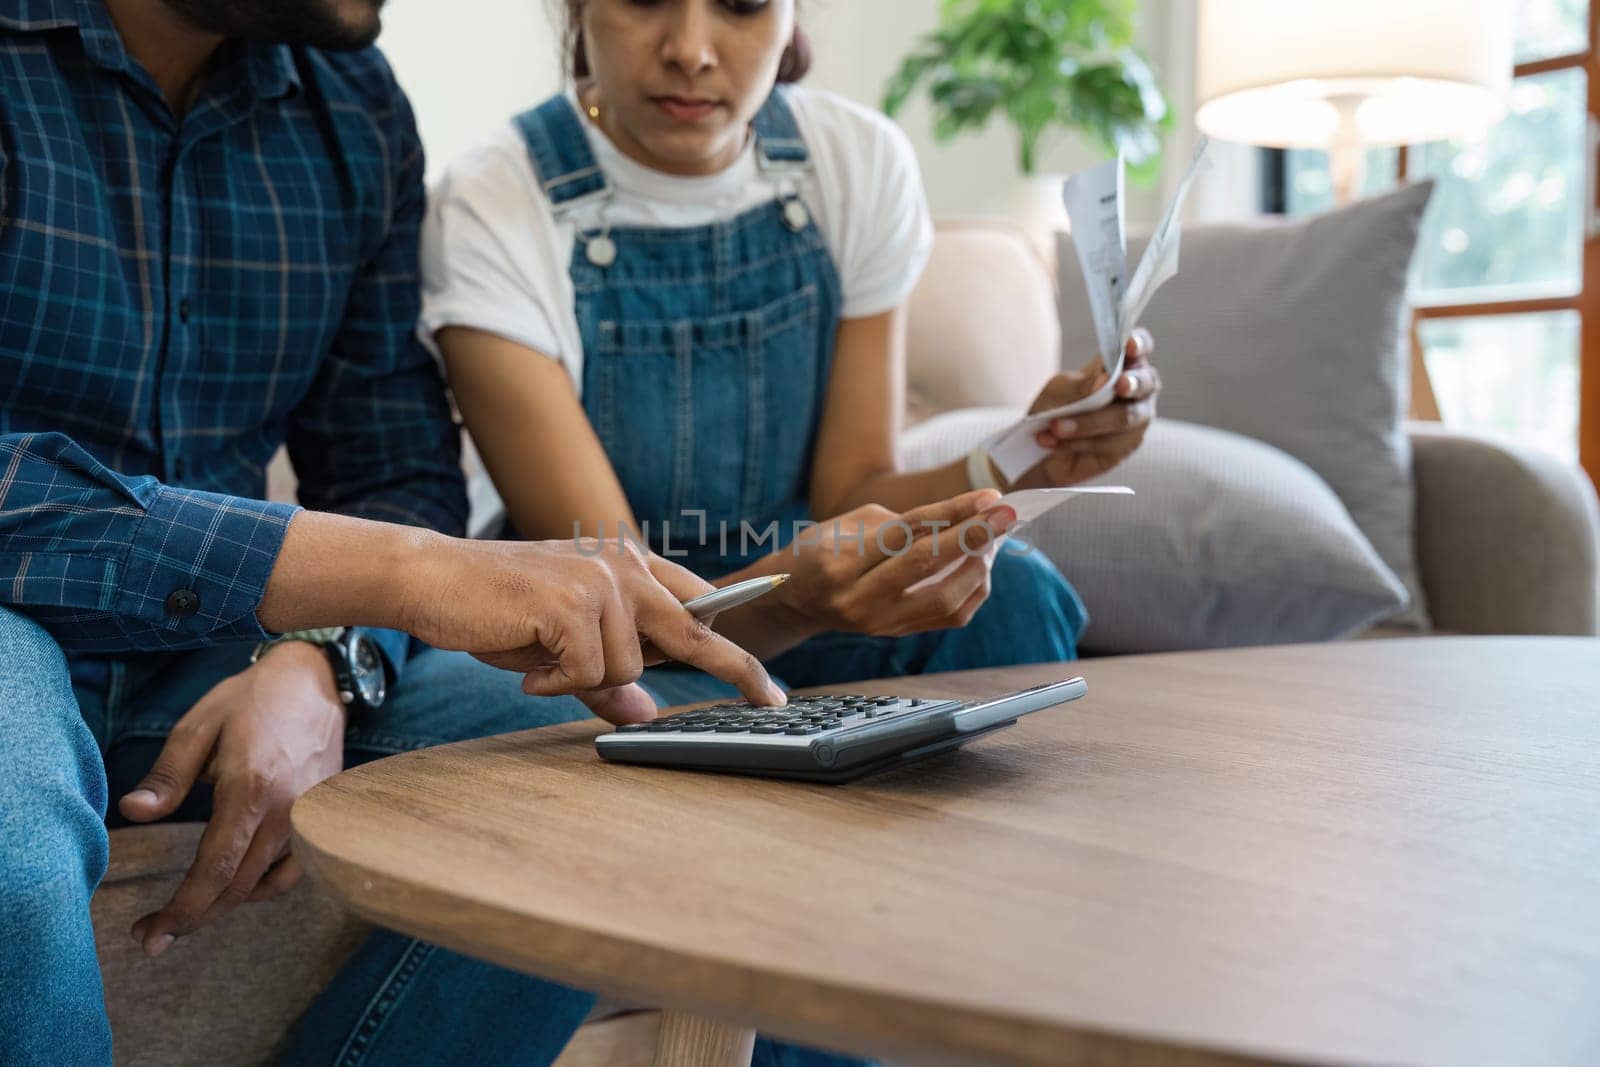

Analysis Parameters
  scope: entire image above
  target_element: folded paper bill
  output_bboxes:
[904,486,1135,595]
[987,139,1211,483]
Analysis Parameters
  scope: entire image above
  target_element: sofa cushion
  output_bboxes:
[1055,181,1435,629]
[904,220,1059,423]
[901,412,1409,653]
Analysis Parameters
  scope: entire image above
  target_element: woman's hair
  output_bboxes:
[559,1,812,84]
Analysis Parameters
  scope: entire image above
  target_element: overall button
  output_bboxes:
[585,235,617,268]
[782,199,811,232]
[165,588,200,619]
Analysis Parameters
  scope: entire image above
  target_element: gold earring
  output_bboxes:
[587,102,601,123]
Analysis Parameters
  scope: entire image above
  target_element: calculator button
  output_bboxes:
[681,724,715,732]
[751,726,787,734]
[618,724,650,732]
[716,725,749,733]
[786,726,823,735]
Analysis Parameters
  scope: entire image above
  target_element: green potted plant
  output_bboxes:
[883,0,1170,180]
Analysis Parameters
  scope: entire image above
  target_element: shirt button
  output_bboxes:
[178,298,192,324]
[165,588,200,620]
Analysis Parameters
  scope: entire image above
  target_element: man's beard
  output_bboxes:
[162,0,385,51]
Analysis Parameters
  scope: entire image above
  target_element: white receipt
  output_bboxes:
[903,486,1135,595]
[999,485,1135,526]
[1062,159,1127,375]
[987,139,1212,482]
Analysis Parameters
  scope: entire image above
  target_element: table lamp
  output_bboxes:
[1195,0,1515,204]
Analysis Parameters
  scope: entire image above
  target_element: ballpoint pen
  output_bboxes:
[682,573,790,619]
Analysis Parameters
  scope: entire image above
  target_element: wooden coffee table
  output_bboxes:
[291,638,1600,1066]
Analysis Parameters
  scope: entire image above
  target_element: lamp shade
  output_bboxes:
[1196,0,1515,148]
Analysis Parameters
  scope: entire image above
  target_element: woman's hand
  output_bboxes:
[717,491,1017,659]
[1012,328,1161,489]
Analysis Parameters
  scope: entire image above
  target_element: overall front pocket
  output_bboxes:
[586,284,823,550]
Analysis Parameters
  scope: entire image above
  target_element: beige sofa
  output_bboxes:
[93,221,1600,1067]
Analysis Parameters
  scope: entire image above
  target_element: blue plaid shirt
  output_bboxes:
[0,1,466,675]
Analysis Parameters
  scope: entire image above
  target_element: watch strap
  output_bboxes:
[251,626,348,664]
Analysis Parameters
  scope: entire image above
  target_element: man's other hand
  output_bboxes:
[119,643,345,958]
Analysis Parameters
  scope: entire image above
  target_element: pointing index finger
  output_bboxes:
[634,586,784,707]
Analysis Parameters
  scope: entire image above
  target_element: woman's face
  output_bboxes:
[579,0,795,176]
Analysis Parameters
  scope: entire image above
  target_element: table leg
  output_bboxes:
[651,1010,756,1067]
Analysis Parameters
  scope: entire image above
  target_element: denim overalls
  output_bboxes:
[516,90,835,577]
[514,91,1087,693]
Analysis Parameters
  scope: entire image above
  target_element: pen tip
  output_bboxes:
[772,574,790,587]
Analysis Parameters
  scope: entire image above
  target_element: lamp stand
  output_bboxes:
[1329,95,1367,207]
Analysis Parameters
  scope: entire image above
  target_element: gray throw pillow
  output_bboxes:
[1056,181,1435,628]
[899,412,1409,653]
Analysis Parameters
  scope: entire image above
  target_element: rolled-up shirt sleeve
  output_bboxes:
[2,432,298,654]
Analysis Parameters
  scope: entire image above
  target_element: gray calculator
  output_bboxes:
[594,677,1087,782]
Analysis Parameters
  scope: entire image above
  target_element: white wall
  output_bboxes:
[377,0,1259,227]
[378,0,564,180]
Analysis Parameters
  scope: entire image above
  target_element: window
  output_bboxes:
[1267,0,1598,483]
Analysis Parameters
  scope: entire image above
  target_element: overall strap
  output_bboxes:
[512,95,609,217]
[750,86,811,171]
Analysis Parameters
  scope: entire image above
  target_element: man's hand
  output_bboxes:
[1013,328,1161,489]
[399,537,784,722]
[258,522,786,724]
[119,643,345,958]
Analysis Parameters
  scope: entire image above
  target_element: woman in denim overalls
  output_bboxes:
[428,0,1164,707]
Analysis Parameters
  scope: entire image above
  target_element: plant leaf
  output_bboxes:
[880,0,1170,176]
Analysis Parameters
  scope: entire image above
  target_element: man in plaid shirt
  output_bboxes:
[0,1,787,1062]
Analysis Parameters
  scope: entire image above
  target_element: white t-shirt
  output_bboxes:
[420,86,934,394]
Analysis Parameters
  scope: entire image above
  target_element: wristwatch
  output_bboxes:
[251,627,388,713]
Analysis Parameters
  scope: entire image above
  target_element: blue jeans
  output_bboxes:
[0,607,863,1067]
